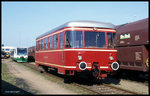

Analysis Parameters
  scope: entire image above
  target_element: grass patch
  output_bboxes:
[1,63,16,85]
[1,62,37,95]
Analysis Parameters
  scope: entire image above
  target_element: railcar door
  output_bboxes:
[57,32,65,74]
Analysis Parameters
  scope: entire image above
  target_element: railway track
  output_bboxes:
[10,60,140,95]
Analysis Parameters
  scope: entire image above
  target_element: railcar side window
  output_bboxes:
[38,41,41,50]
[45,38,48,50]
[60,33,63,48]
[36,41,38,51]
[11,50,14,56]
[54,34,58,49]
[84,31,106,48]
[42,39,44,50]
[107,33,115,49]
[49,36,52,49]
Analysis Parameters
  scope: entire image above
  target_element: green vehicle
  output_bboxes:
[10,47,28,62]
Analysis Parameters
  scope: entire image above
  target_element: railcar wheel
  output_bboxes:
[64,75,74,84]
[92,64,101,80]
[92,69,101,79]
[39,66,49,73]
[91,70,102,84]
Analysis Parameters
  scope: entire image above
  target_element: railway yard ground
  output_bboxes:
[1,59,149,95]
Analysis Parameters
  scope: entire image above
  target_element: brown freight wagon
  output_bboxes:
[117,45,148,72]
[28,46,35,62]
[116,18,149,72]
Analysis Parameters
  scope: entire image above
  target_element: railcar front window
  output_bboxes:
[107,33,115,49]
[85,31,106,48]
[74,31,83,48]
[65,31,73,48]
[17,48,27,55]
[65,31,83,48]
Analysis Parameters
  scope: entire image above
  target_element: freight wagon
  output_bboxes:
[115,18,149,75]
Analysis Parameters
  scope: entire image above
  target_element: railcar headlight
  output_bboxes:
[78,56,82,60]
[109,56,114,61]
[111,62,119,71]
[79,62,87,70]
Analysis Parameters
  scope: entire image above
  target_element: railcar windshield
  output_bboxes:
[85,31,106,48]
[17,48,27,55]
[65,30,115,49]
[65,31,83,48]
[107,33,115,49]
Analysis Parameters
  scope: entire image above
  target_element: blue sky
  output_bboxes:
[2,1,148,48]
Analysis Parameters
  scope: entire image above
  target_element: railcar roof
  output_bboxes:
[36,20,115,39]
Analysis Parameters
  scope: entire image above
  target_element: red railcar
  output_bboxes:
[116,18,149,73]
[35,21,119,79]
